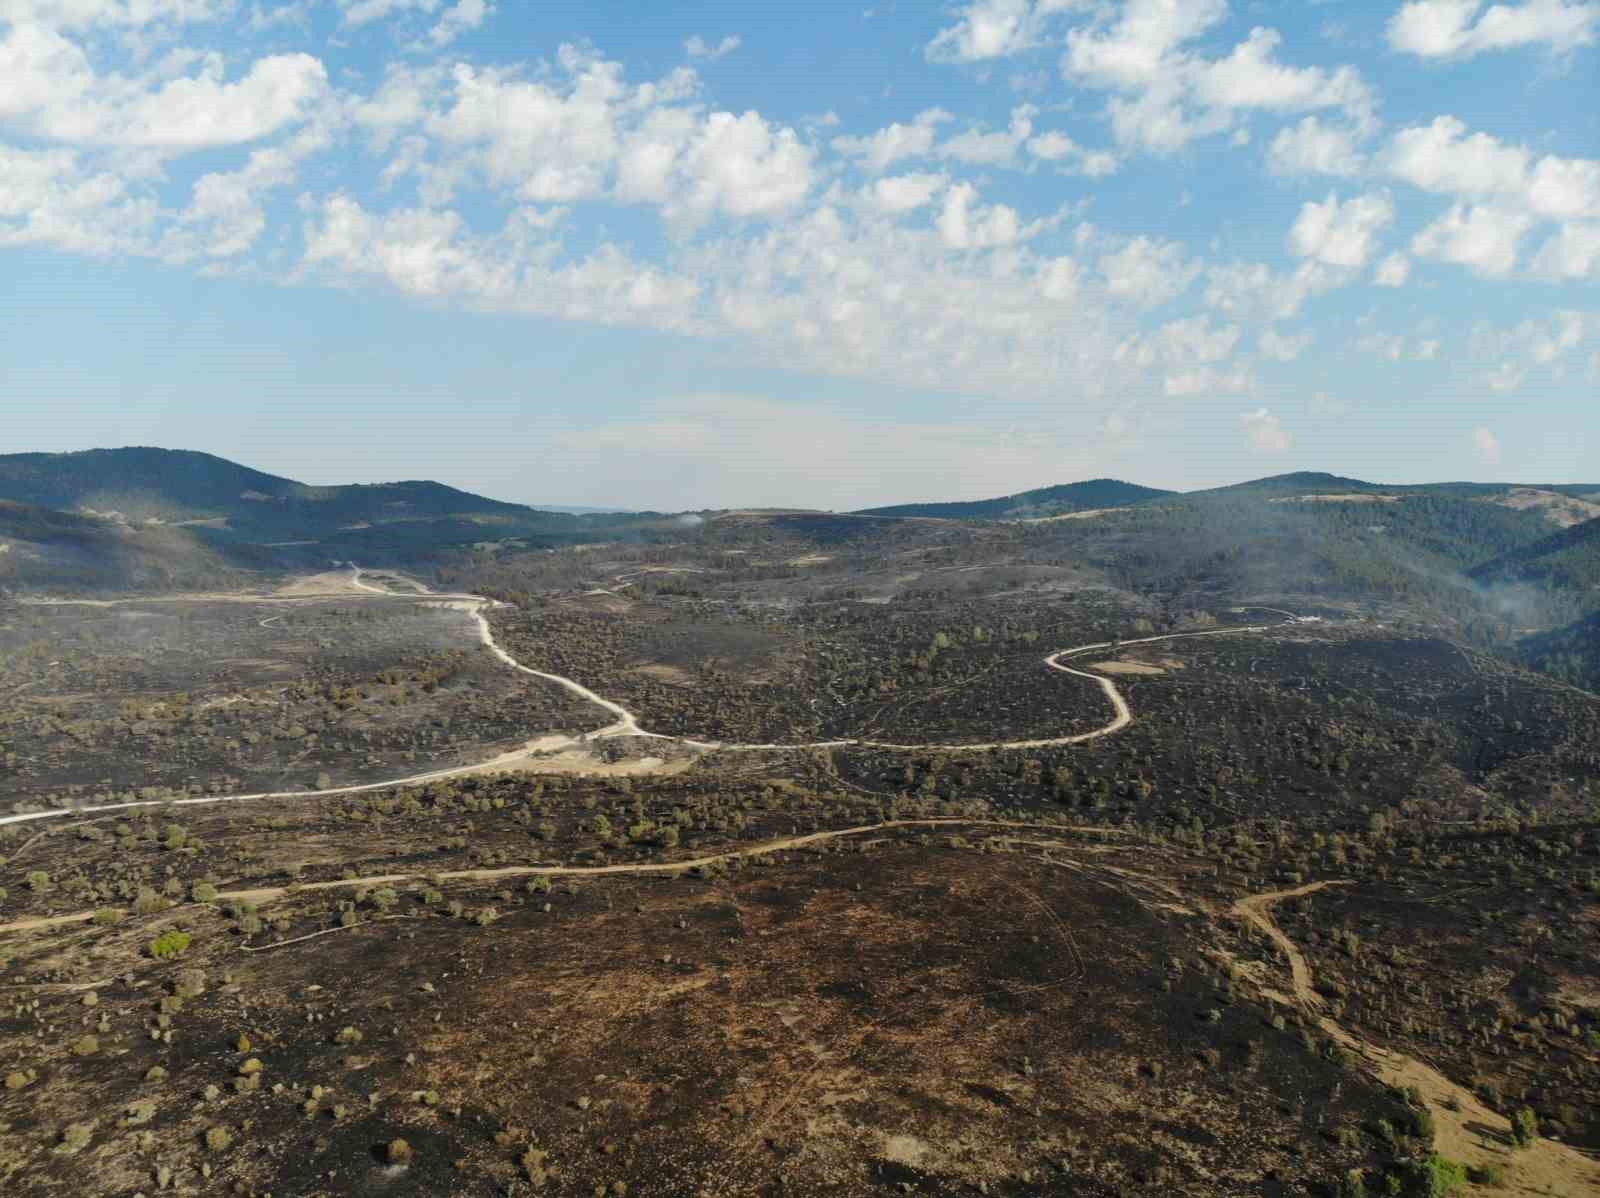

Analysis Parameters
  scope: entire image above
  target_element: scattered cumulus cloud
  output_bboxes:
[1288,191,1395,268]
[1387,0,1599,59]
[684,35,741,61]
[1267,116,1366,178]
[925,0,1081,64]
[1240,408,1292,453]
[1374,252,1411,286]
[0,0,1591,476]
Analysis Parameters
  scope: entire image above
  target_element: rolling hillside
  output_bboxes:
[854,478,1173,520]
[0,448,663,591]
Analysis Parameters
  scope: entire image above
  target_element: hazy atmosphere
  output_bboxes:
[3,0,1596,507]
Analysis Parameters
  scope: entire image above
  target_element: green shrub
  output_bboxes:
[1511,1106,1539,1148]
[133,888,171,916]
[148,931,192,959]
[25,871,49,893]
[1418,1154,1468,1197]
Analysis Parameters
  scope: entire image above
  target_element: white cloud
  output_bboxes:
[1117,314,1240,367]
[340,0,439,30]
[1287,191,1394,268]
[1384,115,1530,198]
[5,0,232,29]
[1204,258,1345,321]
[670,110,817,225]
[1240,408,1292,453]
[831,108,950,173]
[938,104,1036,168]
[173,121,332,258]
[1387,0,1599,59]
[1098,235,1198,307]
[1259,327,1310,361]
[302,193,705,325]
[1373,252,1411,286]
[1025,129,1119,176]
[1267,116,1366,177]
[684,35,741,61]
[1410,203,1534,276]
[1471,425,1502,465]
[1061,1,1375,153]
[0,143,158,256]
[0,24,329,154]
[864,172,946,215]
[1531,221,1600,279]
[1383,116,1600,220]
[414,48,813,229]
[1163,365,1254,397]
[926,0,1081,63]
[422,0,491,48]
[936,181,1034,249]
[1357,331,1442,362]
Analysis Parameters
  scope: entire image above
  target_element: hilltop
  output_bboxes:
[853,478,1173,520]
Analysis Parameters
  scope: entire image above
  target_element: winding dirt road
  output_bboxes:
[1,567,1285,829]
[1232,883,1600,1196]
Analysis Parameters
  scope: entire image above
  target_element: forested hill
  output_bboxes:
[0,448,534,528]
[1519,613,1600,690]
[0,448,670,592]
[855,479,1172,520]
[1468,517,1600,591]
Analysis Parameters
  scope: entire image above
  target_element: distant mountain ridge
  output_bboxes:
[0,447,535,530]
[854,478,1174,520]
[856,472,1600,520]
[0,447,662,592]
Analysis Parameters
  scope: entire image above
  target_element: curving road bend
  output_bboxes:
[0,567,1288,829]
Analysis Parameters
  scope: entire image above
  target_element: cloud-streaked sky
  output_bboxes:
[2,0,1596,508]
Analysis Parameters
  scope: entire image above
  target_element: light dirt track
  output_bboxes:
[0,818,1126,936]
[1232,884,1600,1196]
[1,567,1285,829]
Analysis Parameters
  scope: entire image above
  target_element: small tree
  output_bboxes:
[1511,1106,1538,1148]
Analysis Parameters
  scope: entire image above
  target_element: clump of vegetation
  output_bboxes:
[133,888,171,916]
[148,930,192,959]
[386,1138,414,1166]
[1417,1155,1468,1196]
[174,968,206,997]
[1511,1106,1539,1148]
[54,1121,97,1156]
[204,1125,232,1151]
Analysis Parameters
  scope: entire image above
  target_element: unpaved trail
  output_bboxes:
[1232,884,1600,1196]
[0,566,1286,829]
[1232,880,1349,1007]
[0,818,1126,936]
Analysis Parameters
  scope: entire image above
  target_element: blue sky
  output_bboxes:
[1,0,1597,508]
